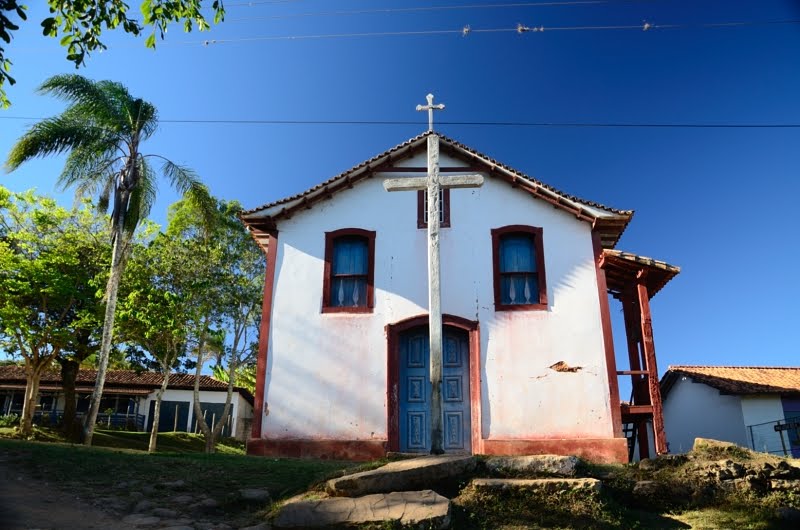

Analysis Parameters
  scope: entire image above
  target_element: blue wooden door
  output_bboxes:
[399,326,471,453]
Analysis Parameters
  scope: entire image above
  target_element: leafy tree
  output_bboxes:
[0,0,225,108]
[5,74,213,446]
[0,186,108,436]
[116,231,194,453]
[166,197,263,452]
[212,362,256,394]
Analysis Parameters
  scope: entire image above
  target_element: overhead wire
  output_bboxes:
[224,1,637,22]
[186,18,800,45]
[2,116,800,128]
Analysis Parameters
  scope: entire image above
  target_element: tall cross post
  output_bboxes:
[383,94,484,453]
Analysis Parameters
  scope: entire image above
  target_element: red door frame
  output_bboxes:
[386,314,482,453]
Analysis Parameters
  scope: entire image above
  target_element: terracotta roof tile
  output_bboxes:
[662,366,800,396]
[241,131,632,222]
[0,366,252,402]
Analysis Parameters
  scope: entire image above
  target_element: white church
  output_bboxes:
[241,124,679,463]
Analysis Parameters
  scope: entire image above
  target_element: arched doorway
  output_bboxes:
[386,315,481,454]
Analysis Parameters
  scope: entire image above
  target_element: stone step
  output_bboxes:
[326,455,476,497]
[470,477,602,495]
[272,490,451,529]
[484,454,581,477]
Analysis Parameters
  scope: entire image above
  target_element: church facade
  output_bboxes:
[241,132,678,463]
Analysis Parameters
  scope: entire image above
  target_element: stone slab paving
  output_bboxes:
[326,454,475,497]
[471,477,602,494]
[272,490,451,529]
[484,454,580,477]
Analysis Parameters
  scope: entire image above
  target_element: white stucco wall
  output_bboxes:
[141,388,252,440]
[662,377,748,453]
[261,150,614,444]
[740,395,786,454]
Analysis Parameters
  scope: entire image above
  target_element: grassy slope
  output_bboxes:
[0,431,361,523]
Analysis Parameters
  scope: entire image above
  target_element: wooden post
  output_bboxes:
[173,403,179,432]
[637,273,668,455]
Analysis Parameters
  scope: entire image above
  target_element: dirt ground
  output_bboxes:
[0,452,136,530]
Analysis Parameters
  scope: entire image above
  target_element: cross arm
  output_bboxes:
[438,174,484,189]
[383,177,428,192]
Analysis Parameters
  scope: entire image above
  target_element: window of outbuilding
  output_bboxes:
[323,228,376,313]
[491,225,547,311]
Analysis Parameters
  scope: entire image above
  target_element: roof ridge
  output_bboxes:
[240,131,632,218]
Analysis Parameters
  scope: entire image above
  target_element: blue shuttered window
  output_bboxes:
[331,236,369,307]
[499,234,538,305]
[491,225,547,310]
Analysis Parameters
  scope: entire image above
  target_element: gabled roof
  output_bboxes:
[0,366,254,404]
[241,131,634,248]
[661,365,800,398]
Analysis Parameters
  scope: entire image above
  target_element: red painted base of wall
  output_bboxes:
[247,438,387,461]
[247,437,627,464]
[481,438,628,464]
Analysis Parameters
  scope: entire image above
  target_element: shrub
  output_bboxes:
[0,414,20,427]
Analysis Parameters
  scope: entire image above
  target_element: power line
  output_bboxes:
[225,1,631,22]
[185,18,800,46]
[3,116,800,128]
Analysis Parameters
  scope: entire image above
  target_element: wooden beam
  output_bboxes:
[592,231,622,438]
[637,280,668,455]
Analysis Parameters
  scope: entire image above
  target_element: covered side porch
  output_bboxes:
[600,249,680,461]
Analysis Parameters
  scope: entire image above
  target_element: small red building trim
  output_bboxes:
[321,228,376,314]
[246,439,386,461]
[251,229,279,440]
[385,314,482,454]
[491,225,548,311]
[482,438,628,464]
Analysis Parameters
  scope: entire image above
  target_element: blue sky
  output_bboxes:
[2,0,800,378]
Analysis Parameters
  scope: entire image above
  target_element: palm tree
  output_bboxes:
[5,74,213,445]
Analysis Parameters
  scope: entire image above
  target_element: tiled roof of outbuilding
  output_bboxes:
[0,366,253,403]
[661,366,800,398]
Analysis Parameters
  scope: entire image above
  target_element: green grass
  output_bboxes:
[0,426,246,453]
[0,437,362,527]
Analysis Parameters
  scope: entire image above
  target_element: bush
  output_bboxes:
[0,414,20,427]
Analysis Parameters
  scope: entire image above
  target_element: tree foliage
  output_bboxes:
[115,228,195,452]
[0,1,225,108]
[165,196,263,452]
[0,185,109,436]
[5,74,213,446]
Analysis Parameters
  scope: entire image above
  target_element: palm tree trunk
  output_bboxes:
[83,218,128,445]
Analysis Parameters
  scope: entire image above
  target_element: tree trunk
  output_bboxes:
[210,356,237,452]
[148,368,171,453]
[84,221,128,446]
[59,359,80,440]
[192,335,214,453]
[20,366,42,437]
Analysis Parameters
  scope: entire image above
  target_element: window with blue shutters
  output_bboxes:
[491,226,547,310]
[323,228,376,313]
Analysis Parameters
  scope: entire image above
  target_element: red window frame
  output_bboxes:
[417,189,451,229]
[322,228,376,313]
[491,225,547,311]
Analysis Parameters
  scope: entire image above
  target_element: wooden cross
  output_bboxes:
[383,94,484,453]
